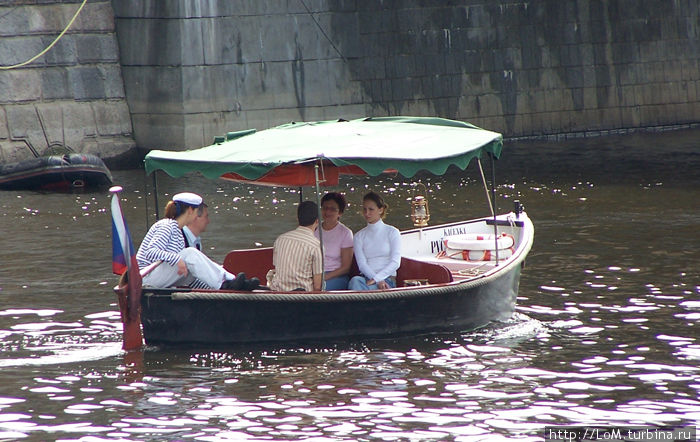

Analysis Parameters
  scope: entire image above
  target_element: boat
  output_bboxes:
[0,152,112,191]
[113,116,534,348]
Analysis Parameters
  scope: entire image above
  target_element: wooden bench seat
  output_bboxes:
[223,248,453,288]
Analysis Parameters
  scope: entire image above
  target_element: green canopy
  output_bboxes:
[144,116,503,186]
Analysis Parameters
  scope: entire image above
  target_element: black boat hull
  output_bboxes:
[0,153,112,191]
[139,264,522,345]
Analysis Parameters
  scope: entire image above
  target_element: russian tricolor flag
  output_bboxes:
[111,189,137,275]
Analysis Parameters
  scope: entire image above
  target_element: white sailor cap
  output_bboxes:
[173,192,203,206]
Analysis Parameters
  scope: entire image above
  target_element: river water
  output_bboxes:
[0,129,698,441]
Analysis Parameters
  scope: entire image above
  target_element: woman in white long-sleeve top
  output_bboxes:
[348,191,401,291]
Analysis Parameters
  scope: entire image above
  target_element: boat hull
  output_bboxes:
[127,213,534,346]
[0,153,112,191]
[139,263,521,345]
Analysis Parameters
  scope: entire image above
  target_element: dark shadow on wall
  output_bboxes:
[325,1,649,134]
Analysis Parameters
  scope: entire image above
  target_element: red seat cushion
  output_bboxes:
[223,247,274,284]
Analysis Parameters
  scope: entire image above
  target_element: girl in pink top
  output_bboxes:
[314,192,354,290]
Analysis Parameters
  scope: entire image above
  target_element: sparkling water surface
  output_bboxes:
[0,129,698,440]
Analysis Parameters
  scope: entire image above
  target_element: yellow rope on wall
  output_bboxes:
[0,0,88,70]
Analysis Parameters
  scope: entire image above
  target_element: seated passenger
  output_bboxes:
[269,201,323,291]
[314,192,353,290]
[182,200,208,251]
[348,191,401,291]
[136,192,258,290]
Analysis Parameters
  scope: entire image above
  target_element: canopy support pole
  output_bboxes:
[142,168,150,229]
[152,172,160,221]
[314,162,325,290]
[477,158,494,216]
[489,152,499,265]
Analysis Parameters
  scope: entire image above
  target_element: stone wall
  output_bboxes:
[3,0,700,159]
[112,0,367,150]
[0,0,135,166]
[333,0,700,138]
[113,0,700,151]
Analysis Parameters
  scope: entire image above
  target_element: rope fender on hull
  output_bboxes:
[168,262,522,303]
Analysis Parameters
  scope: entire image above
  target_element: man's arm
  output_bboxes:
[312,273,323,291]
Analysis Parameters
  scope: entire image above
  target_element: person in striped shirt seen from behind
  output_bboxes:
[136,192,258,291]
[268,201,323,291]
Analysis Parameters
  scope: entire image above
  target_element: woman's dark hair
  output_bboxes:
[321,192,346,214]
[363,191,388,218]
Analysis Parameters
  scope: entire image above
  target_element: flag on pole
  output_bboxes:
[111,191,136,275]
[110,187,143,350]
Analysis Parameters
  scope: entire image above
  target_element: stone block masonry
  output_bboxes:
[0,0,136,167]
[112,0,700,152]
[329,0,700,138]
[3,0,700,160]
[112,0,368,150]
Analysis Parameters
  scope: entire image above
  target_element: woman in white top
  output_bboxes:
[349,191,401,291]
[314,192,354,290]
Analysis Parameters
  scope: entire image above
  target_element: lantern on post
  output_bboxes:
[410,183,430,227]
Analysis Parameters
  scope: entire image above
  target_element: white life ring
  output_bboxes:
[443,247,515,262]
[444,233,514,251]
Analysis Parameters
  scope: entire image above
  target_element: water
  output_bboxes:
[0,129,699,440]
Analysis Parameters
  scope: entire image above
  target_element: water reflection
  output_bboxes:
[1,129,700,439]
